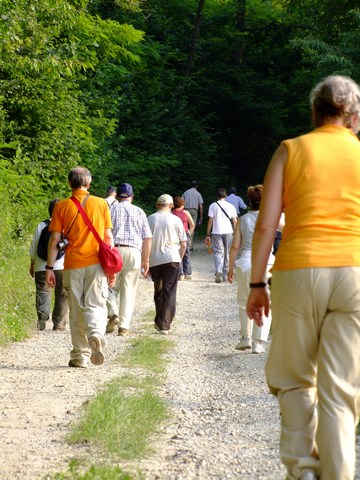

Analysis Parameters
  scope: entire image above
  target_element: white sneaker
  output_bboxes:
[301,472,317,480]
[252,340,265,354]
[235,336,252,350]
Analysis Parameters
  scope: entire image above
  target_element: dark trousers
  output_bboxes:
[149,262,179,331]
[35,270,69,329]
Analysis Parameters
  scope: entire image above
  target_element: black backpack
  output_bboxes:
[37,220,64,261]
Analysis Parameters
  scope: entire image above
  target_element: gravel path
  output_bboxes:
[0,241,359,479]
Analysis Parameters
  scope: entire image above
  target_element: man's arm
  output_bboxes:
[198,203,203,224]
[141,237,152,277]
[205,217,213,246]
[46,231,62,287]
[104,228,114,247]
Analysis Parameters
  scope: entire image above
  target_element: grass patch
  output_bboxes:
[124,335,173,374]
[68,377,168,459]
[52,460,136,479]
[0,243,35,345]
[67,328,173,464]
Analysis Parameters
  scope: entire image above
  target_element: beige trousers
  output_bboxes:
[236,266,272,341]
[63,263,108,362]
[107,246,141,330]
[267,267,360,480]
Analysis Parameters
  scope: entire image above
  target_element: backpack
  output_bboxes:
[37,220,64,261]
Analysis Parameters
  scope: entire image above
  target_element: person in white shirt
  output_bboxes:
[105,186,118,207]
[147,194,187,334]
[205,188,237,283]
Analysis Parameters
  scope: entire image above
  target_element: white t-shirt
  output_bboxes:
[208,199,237,234]
[147,210,187,267]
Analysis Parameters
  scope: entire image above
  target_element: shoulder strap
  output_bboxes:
[70,196,102,245]
[216,201,231,221]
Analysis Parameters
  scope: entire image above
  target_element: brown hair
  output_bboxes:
[173,196,185,209]
[247,184,263,211]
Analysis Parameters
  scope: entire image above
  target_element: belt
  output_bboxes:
[115,244,130,247]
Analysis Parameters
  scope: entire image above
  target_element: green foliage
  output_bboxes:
[0,241,35,345]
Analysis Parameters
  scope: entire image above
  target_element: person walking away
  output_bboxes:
[29,199,68,331]
[46,166,115,368]
[225,186,247,216]
[172,196,195,280]
[205,188,237,283]
[106,182,152,336]
[147,194,187,334]
[228,185,274,354]
[182,180,203,248]
[105,186,118,207]
[246,75,360,480]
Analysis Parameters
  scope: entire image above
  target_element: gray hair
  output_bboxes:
[310,75,360,132]
[68,167,92,188]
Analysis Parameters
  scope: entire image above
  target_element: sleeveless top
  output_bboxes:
[235,211,274,272]
[172,209,189,233]
[274,124,360,270]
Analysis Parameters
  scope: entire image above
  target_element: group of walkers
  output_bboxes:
[28,74,360,480]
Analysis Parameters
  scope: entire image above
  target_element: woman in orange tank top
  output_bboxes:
[246,76,360,480]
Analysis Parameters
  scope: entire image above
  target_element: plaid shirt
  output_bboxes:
[110,201,152,251]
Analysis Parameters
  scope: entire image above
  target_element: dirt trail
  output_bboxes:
[0,242,359,479]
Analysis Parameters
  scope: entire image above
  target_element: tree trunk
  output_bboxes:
[185,0,206,75]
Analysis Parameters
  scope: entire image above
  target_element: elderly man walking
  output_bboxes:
[46,166,115,368]
[106,183,152,336]
[147,194,187,334]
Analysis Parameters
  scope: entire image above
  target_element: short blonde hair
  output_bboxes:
[310,75,360,132]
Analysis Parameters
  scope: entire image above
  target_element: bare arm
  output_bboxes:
[246,144,287,324]
[185,210,195,236]
[205,217,213,245]
[141,237,152,277]
[227,219,242,284]
[104,228,114,247]
[46,231,62,288]
[198,204,203,224]
[179,240,187,259]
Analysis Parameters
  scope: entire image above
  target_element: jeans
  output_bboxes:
[179,233,192,276]
[35,270,68,330]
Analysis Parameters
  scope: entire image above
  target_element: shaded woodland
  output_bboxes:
[1,0,360,339]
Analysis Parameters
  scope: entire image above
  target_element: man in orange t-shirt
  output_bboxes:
[46,167,115,368]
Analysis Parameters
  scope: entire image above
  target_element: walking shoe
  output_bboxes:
[184,275,192,280]
[235,336,252,350]
[159,329,171,335]
[300,473,317,480]
[106,314,119,333]
[68,359,88,368]
[88,335,105,365]
[252,340,265,354]
[37,320,46,331]
[215,272,222,283]
[118,327,130,336]
[178,274,185,281]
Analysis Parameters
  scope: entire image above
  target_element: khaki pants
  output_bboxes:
[236,266,271,341]
[267,267,360,480]
[107,246,141,330]
[63,263,108,363]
